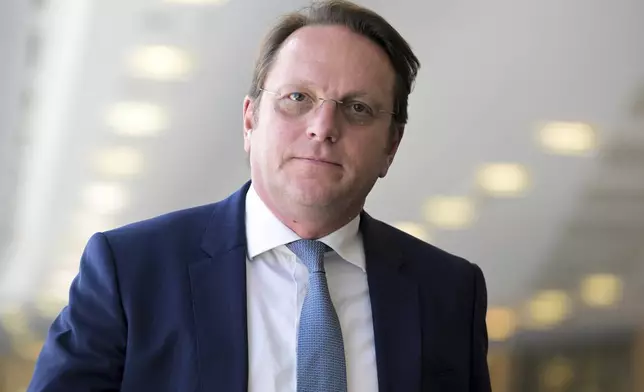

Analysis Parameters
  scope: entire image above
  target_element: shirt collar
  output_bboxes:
[245,184,365,271]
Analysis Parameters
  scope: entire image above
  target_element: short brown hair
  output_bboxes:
[248,0,420,135]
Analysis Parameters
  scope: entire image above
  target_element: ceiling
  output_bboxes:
[1,0,644,344]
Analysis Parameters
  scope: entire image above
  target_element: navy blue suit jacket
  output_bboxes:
[29,182,491,391]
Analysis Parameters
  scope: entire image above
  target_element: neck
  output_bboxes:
[254,186,363,239]
[280,207,361,239]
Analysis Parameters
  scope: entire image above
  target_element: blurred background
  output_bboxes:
[1,0,644,390]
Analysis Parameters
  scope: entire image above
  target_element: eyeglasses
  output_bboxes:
[259,87,395,127]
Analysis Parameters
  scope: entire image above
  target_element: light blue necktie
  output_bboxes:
[286,239,348,392]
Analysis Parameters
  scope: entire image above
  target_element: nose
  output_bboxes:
[305,99,340,143]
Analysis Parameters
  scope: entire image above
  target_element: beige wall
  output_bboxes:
[0,356,35,392]
[633,328,644,392]
[489,347,512,392]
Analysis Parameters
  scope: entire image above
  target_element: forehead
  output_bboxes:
[265,25,395,100]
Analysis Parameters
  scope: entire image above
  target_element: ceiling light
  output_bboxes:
[71,211,116,243]
[41,269,79,303]
[82,182,129,215]
[538,122,597,155]
[580,273,623,308]
[50,270,77,294]
[486,307,517,342]
[477,163,530,197]
[527,290,571,329]
[106,102,168,137]
[95,146,144,177]
[128,45,193,81]
[540,357,575,389]
[422,196,475,229]
[392,222,431,242]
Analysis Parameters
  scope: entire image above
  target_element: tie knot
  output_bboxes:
[286,239,330,273]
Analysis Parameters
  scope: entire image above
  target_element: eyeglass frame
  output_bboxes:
[258,87,396,126]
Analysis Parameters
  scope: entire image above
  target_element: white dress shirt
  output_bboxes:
[245,185,379,392]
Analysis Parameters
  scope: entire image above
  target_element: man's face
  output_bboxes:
[243,25,401,213]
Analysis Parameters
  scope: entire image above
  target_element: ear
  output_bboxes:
[243,96,255,153]
[379,125,404,178]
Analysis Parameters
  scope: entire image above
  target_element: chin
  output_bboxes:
[285,179,340,207]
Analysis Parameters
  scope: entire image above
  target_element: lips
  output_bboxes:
[295,157,341,167]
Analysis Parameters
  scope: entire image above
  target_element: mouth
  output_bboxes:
[295,157,342,167]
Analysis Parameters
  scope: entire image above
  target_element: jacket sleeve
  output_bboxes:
[470,263,492,392]
[28,232,126,392]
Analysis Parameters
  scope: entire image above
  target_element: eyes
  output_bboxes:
[284,91,375,119]
[287,92,306,102]
[349,102,370,114]
[260,86,393,126]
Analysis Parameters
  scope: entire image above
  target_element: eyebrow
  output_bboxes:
[339,91,371,101]
[281,80,373,99]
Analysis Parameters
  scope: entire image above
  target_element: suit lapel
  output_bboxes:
[189,182,252,392]
[361,212,421,392]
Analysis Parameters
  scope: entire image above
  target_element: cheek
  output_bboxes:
[257,117,301,161]
[273,116,302,141]
[344,133,389,170]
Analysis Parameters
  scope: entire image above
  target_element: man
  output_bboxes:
[29,1,491,391]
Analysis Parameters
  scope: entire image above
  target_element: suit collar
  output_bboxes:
[359,211,403,269]
[200,181,250,257]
